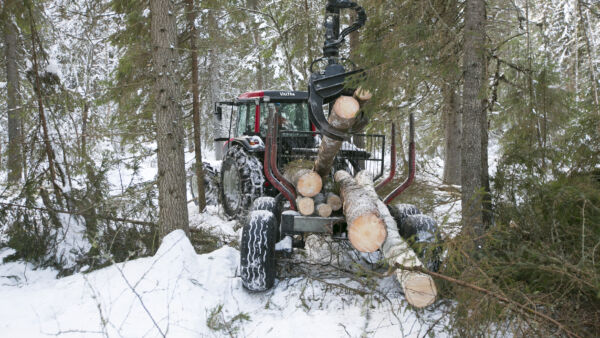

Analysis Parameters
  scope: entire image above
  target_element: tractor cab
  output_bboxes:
[213,90,315,161]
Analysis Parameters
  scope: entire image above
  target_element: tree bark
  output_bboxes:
[3,1,22,183]
[335,170,387,253]
[354,170,437,308]
[442,84,461,185]
[151,0,190,239]
[248,0,264,89]
[314,95,361,176]
[185,0,206,213]
[461,0,488,236]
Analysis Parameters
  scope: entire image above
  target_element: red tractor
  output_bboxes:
[208,0,442,292]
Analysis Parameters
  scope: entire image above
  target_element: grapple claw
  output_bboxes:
[307,0,368,141]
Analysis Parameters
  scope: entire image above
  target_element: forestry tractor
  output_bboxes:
[199,0,442,307]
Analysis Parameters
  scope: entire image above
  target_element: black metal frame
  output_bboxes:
[276,130,385,181]
[307,0,368,141]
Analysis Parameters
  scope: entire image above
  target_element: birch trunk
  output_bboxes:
[334,170,387,252]
[354,171,437,308]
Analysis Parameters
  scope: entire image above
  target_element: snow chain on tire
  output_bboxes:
[220,146,265,219]
[190,163,219,206]
[240,210,277,291]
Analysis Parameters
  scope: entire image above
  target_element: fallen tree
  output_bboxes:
[354,170,437,308]
[334,170,387,253]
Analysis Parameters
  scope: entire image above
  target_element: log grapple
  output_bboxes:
[308,0,368,141]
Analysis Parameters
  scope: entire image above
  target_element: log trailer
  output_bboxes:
[211,0,442,308]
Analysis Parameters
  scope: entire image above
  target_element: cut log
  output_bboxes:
[326,193,342,211]
[284,167,322,197]
[296,196,314,216]
[334,170,387,253]
[313,96,360,177]
[316,203,332,217]
[354,87,372,101]
[354,170,437,308]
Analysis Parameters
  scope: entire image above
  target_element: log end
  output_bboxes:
[297,171,323,198]
[347,213,387,253]
[332,96,360,119]
[316,203,332,217]
[297,197,315,216]
[402,272,438,308]
[354,87,373,101]
[327,193,342,211]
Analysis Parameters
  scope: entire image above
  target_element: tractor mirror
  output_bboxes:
[215,106,223,121]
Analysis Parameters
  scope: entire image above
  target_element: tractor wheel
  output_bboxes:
[251,196,278,213]
[190,163,219,206]
[403,214,443,272]
[240,210,277,291]
[388,203,421,238]
[220,146,264,219]
[251,196,281,242]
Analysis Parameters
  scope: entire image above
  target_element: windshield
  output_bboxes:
[261,102,310,133]
[235,102,310,137]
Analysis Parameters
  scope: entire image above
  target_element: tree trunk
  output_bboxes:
[334,170,387,253]
[354,170,437,308]
[151,0,190,239]
[4,2,22,183]
[442,84,461,185]
[461,0,488,236]
[27,4,60,200]
[313,95,361,176]
[186,0,206,213]
[248,0,264,89]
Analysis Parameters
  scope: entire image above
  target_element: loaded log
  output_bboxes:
[334,170,387,252]
[284,167,322,197]
[316,203,332,217]
[326,193,342,211]
[296,196,315,216]
[354,170,437,308]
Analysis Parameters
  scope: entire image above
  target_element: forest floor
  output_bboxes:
[0,201,458,337]
[0,148,466,337]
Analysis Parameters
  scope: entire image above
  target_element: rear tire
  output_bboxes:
[220,146,264,219]
[240,210,277,291]
[403,214,442,272]
[388,203,421,238]
[190,163,219,206]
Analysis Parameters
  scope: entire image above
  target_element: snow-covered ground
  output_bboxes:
[0,204,450,337]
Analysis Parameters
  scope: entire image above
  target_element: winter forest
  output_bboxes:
[0,0,599,336]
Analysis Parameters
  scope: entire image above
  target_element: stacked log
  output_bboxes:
[334,170,387,253]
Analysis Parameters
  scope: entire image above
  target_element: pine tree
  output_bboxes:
[151,0,189,239]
